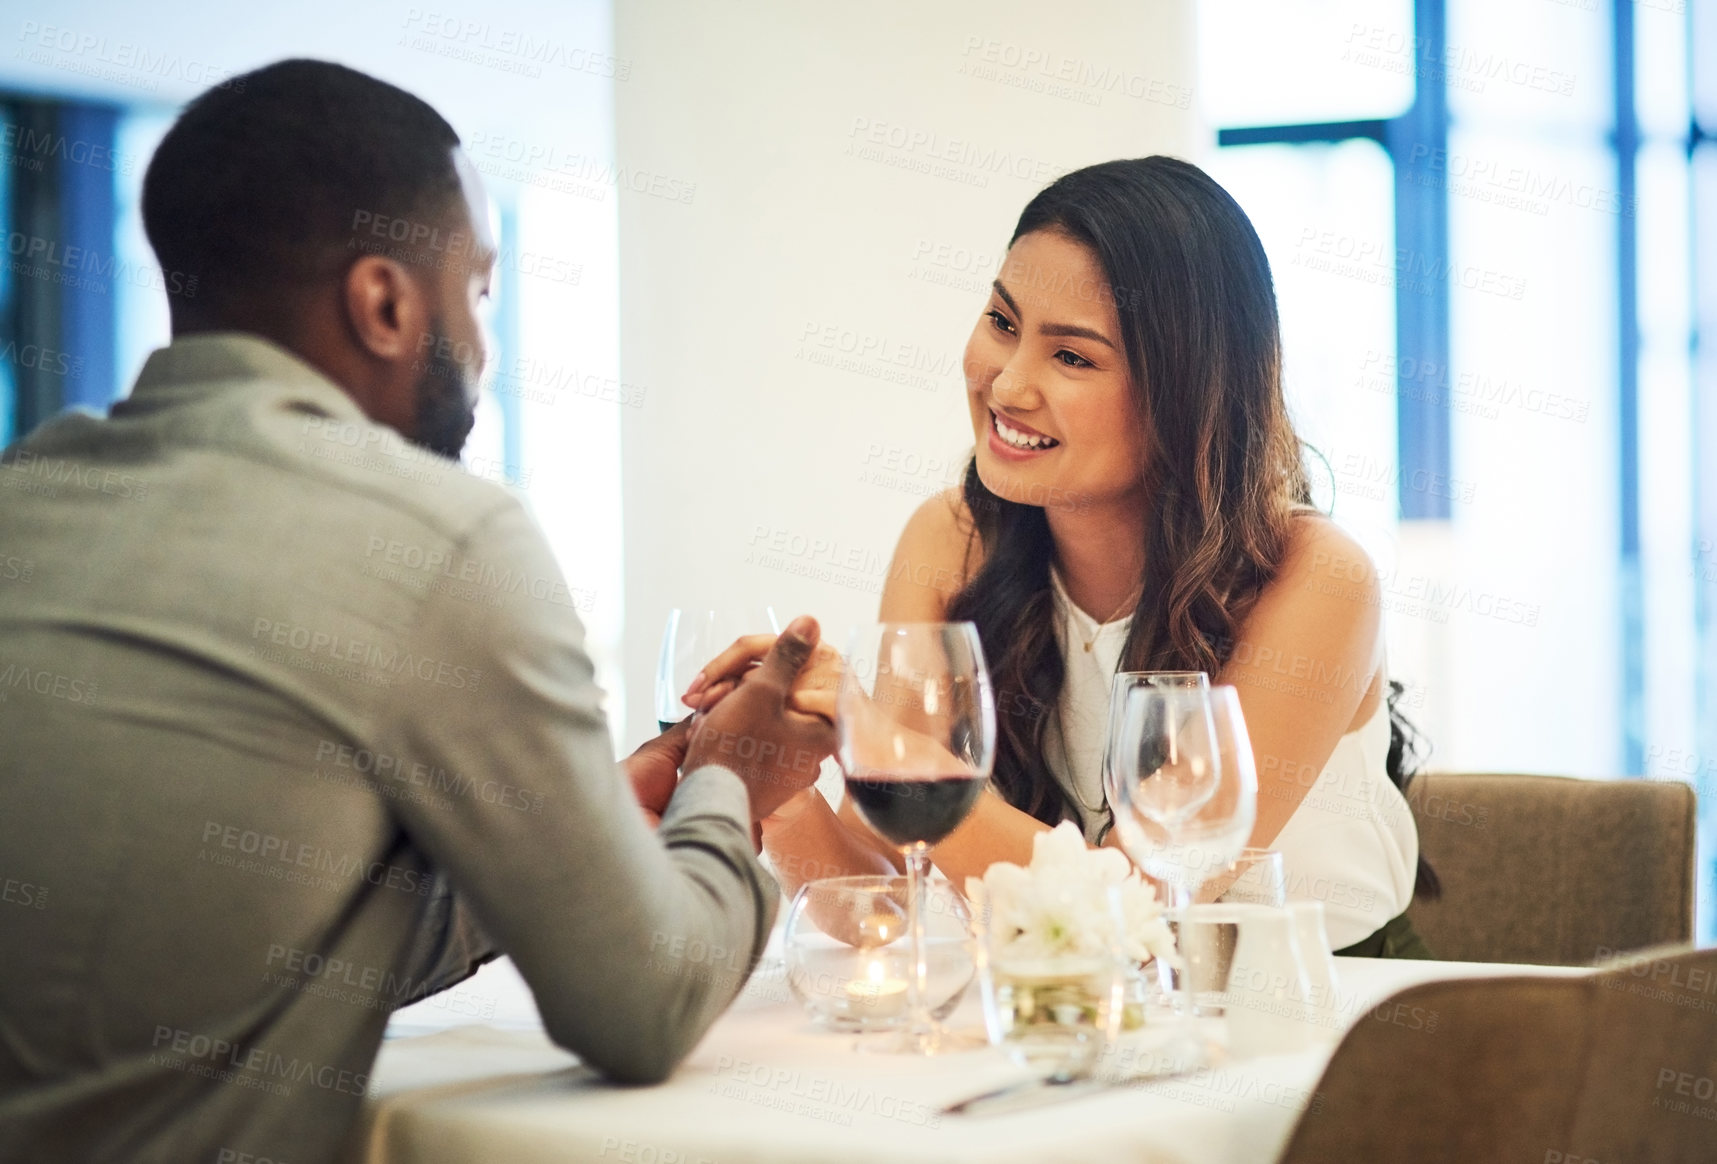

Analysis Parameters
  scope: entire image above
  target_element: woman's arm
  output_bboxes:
[921,789,1052,885]
[1214,515,1386,857]
[762,790,899,898]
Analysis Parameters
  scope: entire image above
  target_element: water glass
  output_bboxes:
[1219,849,1286,907]
[1286,900,1342,1028]
[1171,903,1319,1057]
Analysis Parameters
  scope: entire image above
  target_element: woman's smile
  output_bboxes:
[987,408,1062,460]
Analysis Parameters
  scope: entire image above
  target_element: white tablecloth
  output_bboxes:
[351,956,1588,1164]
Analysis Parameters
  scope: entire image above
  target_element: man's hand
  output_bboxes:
[684,616,837,821]
[624,717,690,828]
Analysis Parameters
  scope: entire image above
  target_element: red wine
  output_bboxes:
[843,775,985,848]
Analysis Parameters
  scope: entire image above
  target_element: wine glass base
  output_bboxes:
[855,1023,985,1056]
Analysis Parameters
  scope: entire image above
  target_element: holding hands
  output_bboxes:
[679,616,838,821]
[681,627,845,723]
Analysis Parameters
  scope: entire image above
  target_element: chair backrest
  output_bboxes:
[1404,772,1695,965]
[1277,947,1717,1164]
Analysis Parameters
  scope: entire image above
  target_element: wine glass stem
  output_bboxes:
[1166,882,1196,1017]
[904,842,932,1038]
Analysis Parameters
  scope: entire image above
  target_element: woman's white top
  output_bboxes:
[1045,570,1419,950]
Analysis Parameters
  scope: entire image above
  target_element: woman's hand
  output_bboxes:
[682,632,844,722]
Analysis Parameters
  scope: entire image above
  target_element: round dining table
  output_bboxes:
[346,951,1587,1164]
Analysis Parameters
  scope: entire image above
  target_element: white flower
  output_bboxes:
[967,821,1177,968]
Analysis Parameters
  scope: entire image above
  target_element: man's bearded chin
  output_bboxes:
[411,327,478,459]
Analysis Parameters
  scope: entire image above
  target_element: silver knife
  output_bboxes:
[944,1066,1210,1118]
[942,1073,1109,1118]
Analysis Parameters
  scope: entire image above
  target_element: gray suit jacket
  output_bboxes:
[0,334,777,1163]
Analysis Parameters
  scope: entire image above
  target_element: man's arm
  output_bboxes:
[395,872,501,1005]
[377,500,776,1084]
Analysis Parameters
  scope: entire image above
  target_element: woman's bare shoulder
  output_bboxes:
[1244,511,1384,667]
[1256,510,1386,723]
[901,487,977,550]
[1275,510,1380,595]
[880,488,985,620]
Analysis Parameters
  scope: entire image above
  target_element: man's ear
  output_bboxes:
[343,253,427,362]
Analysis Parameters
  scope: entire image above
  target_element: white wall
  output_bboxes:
[614,0,1200,747]
[4,2,613,153]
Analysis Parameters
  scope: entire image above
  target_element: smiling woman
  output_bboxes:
[756,156,1436,957]
[963,226,1150,622]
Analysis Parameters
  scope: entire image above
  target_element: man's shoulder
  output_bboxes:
[262,397,524,542]
[125,334,520,543]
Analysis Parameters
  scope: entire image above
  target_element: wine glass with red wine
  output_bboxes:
[837,622,995,1055]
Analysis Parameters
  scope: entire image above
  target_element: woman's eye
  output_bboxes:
[1055,349,1093,369]
[986,309,1017,335]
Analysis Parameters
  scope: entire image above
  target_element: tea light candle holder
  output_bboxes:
[783,876,973,1032]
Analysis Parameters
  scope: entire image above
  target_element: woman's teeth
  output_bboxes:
[993,413,1059,450]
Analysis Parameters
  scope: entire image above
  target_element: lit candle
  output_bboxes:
[857,912,897,947]
[844,959,908,1018]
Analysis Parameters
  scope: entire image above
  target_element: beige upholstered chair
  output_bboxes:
[1404,773,1696,965]
[1277,946,1717,1164]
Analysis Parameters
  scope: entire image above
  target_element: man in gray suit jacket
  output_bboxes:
[0,59,832,1163]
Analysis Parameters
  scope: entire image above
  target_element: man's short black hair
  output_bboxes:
[142,58,462,317]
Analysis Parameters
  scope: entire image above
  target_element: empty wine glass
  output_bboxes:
[1110,684,1220,850]
[1102,671,1208,801]
[837,622,996,1055]
[1111,685,1258,910]
[1186,686,1260,881]
[654,607,780,731]
[1100,673,1212,1021]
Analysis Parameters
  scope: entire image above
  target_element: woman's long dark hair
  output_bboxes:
[947,157,1438,900]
